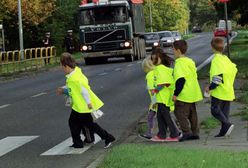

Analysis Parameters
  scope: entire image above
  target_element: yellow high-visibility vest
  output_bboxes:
[174,57,203,103]
[66,67,104,113]
[210,53,237,101]
[146,70,157,112]
[154,64,174,108]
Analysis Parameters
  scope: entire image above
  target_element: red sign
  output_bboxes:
[81,0,99,5]
[218,0,229,2]
[131,0,143,4]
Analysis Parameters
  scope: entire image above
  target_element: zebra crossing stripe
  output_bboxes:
[0,136,39,157]
[41,134,101,156]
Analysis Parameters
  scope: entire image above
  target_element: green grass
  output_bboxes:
[200,117,219,129]
[231,30,248,79]
[99,144,248,168]
[183,34,195,40]
[72,52,83,60]
[231,107,248,121]
[230,30,248,104]
[136,122,148,134]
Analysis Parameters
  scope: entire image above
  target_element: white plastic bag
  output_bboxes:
[92,110,104,120]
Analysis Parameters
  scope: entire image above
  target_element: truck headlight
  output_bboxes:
[88,46,92,50]
[153,42,159,46]
[124,42,130,47]
[82,45,88,51]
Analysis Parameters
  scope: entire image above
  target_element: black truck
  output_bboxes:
[78,0,146,64]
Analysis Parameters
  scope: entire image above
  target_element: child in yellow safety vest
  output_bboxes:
[150,47,181,142]
[205,37,237,137]
[172,40,203,141]
[139,56,157,140]
[56,52,115,149]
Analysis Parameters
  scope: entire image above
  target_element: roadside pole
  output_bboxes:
[224,2,230,58]
[148,0,153,32]
[218,0,230,58]
[18,0,24,60]
[0,24,5,51]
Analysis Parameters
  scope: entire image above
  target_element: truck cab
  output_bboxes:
[78,0,146,64]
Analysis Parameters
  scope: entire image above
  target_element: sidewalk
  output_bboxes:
[125,79,248,152]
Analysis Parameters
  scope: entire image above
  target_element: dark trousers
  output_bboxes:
[157,103,179,138]
[211,96,231,126]
[69,110,113,146]
[82,126,95,143]
[174,101,199,136]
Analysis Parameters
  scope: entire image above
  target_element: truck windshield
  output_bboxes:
[79,6,128,25]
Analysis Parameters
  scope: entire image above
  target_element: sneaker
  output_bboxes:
[104,136,116,149]
[188,135,200,140]
[151,135,166,142]
[179,133,193,142]
[214,133,225,138]
[70,144,84,148]
[84,139,94,144]
[139,134,152,140]
[164,137,179,142]
[224,124,234,136]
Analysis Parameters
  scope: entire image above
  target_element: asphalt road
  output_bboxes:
[0,32,213,168]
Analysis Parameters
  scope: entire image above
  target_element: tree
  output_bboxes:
[144,0,190,33]
[189,0,217,29]
[0,0,56,25]
[213,0,248,26]
[0,0,56,50]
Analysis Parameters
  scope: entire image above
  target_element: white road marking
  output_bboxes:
[127,64,133,67]
[41,134,101,156]
[0,136,39,157]
[114,68,121,71]
[137,61,142,64]
[31,92,47,98]
[0,104,11,109]
[98,72,108,76]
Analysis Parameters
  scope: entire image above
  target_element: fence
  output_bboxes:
[0,46,56,75]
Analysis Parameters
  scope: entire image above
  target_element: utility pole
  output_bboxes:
[148,0,153,32]
[0,24,5,51]
[224,2,230,58]
[218,0,230,58]
[18,0,24,60]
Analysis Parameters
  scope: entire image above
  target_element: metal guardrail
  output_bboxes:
[0,46,56,75]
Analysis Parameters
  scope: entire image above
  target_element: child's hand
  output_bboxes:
[56,87,63,95]
[204,86,210,93]
[151,89,156,95]
[152,103,157,110]
[172,95,177,102]
[88,103,93,109]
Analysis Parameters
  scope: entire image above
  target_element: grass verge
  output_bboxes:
[231,30,248,105]
[99,144,248,168]
[183,34,195,40]
[200,117,219,129]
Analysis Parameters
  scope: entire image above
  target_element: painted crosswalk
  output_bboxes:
[41,134,101,156]
[0,135,101,157]
[0,136,39,157]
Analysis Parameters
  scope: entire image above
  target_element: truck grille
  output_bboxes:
[94,43,118,51]
[85,29,126,43]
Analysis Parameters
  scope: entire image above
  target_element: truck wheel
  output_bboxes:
[84,58,93,65]
[125,55,134,62]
